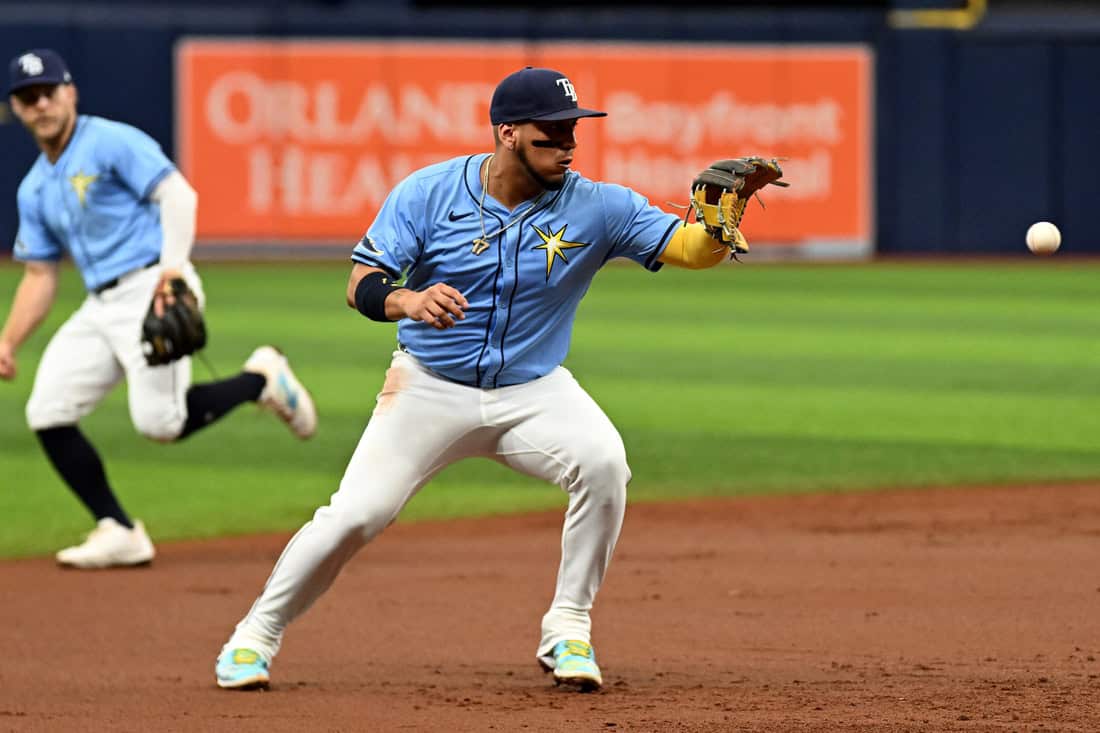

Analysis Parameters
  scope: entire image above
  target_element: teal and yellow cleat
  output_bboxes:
[540,640,602,692]
[216,648,270,690]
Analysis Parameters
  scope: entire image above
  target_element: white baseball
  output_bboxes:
[1026,221,1061,255]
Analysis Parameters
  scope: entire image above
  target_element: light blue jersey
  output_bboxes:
[352,153,680,388]
[13,115,174,292]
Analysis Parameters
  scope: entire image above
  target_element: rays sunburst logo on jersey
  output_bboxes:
[531,223,590,281]
[68,171,98,207]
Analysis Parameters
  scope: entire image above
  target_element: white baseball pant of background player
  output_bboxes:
[225,348,630,663]
[25,263,204,441]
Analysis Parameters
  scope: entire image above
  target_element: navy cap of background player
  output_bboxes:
[489,67,606,125]
[7,49,73,96]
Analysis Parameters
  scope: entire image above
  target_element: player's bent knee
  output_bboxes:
[315,496,398,545]
[132,410,186,443]
[591,455,631,490]
[585,437,630,479]
[323,508,382,543]
[26,396,81,432]
[350,504,401,542]
[571,448,632,498]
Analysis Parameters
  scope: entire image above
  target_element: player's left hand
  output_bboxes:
[152,268,184,317]
[690,157,788,257]
[141,275,207,366]
[0,341,17,380]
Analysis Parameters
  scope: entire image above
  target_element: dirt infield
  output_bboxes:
[1,483,1097,732]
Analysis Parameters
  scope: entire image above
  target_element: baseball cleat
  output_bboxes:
[216,648,271,690]
[244,345,317,439]
[539,640,602,692]
[55,518,155,569]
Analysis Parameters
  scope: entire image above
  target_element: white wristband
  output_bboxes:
[150,171,198,270]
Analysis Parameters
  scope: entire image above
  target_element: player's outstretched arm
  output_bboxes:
[0,260,59,380]
[658,223,737,270]
[346,263,468,330]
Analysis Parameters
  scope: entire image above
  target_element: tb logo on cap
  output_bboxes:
[18,53,45,77]
[556,78,577,102]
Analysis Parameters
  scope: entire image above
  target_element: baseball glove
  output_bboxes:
[141,277,207,366]
[691,157,789,256]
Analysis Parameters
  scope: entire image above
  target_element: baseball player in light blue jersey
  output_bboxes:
[0,49,317,569]
[216,67,743,692]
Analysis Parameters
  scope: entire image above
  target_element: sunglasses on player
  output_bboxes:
[12,85,61,106]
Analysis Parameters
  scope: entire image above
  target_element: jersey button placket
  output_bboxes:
[488,232,517,386]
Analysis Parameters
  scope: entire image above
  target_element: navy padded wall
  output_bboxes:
[1058,43,1100,255]
[956,42,1053,253]
[1,8,1097,254]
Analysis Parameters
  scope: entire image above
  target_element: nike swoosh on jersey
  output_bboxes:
[359,235,385,256]
[448,210,473,222]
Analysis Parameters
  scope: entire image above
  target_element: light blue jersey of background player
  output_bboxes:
[14,114,171,292]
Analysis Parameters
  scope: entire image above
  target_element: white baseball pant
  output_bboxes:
[227,349,630,663]
[25,263,204,442]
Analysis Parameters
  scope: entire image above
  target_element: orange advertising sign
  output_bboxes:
[177,40,872,250]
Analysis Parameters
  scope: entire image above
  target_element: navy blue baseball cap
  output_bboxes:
[489,67,606,125]
[8,49,72,95]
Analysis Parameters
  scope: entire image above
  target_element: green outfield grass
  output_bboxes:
[1,259,1098,558]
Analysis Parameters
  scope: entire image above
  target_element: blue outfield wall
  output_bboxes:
[0,3,1097,256]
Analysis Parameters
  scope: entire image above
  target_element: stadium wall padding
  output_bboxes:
[1,6,1097,255]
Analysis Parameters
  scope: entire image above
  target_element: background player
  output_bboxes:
[0,49,318,569]
[215,66,756,692]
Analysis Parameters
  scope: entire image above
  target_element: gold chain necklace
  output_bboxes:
[472,153,545,256]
